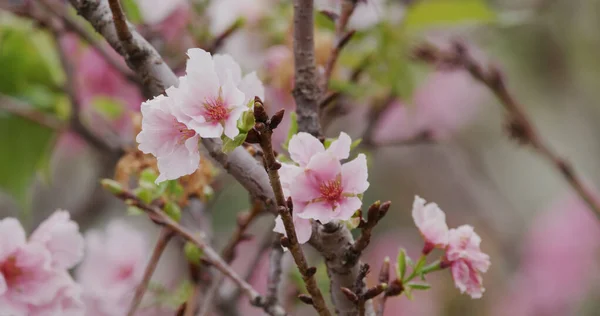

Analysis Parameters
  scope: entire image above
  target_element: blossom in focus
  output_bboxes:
[281,132,368,224]
[445,225,491,299]
[411,196,449,252]
[76,221,150,316]
[172,48,265,139]
[0,212,84,315]
[273,214,313,245]
[136,94,201,183]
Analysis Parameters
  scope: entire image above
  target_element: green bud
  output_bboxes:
[163,201,182,222]
[101,179,124,195]
[184,242,203,266]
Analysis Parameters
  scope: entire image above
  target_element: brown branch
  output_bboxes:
[104,184,288,316]
[107,0,133,48]
[321,0,358,93]
[413,41,600,219]
[183,283,201,316]
[0,95,64,130]
[127,227,174,316]
[252,100,331,316]
[352,201,390,255]
[266,234,285,308]
[375,258,390,316]
[292,0,322,137]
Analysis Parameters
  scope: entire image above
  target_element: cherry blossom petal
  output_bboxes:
[412,196,449,248]
[223,107,248,139]
[30,210,84,270]
[290,171,322,205]
[341,154,369,194]
[295,218,313,244]
[238,71,265,105]
[0,218,26,262]
[296,201,334,224]
[221,73,246,110]
[334,196,362,221]
[306,152,342,184]
[187,120,224,139]
[185,49,219,96]
[156,135,200,183]
[326,132,351,160]
[279,163,302,197]
[213,54,242,86]
[288,132,325,166]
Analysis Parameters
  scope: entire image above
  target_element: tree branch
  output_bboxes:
[292,0,321,137]
[104,185,288,316]
[0,95,64,130]
[413,41,600,219]
[127,227,174,316]
[252,100,331,316]
[265,234,285,310]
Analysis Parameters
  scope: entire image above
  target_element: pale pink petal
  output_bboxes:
[288,132,325,166]
[165,78,193,124]
[156,135,200,183]
[279,163,302,197]
[341,154,369,194]
[30,210,84,270]
[306,152,342,183]
[0,218,26,261]
[296,201,334,224]
[326,132,351,160]
[223,107,248,139]
[295,218,313,244]
[185,48,220,100]
[137,96,179,156]
[221,73,246,110]
[239,71,265,105]
[273,215,285,236]
[290,171,322,206]
[213,54,243,86]
[11,243,59,305]
[0,275,6,295]
[412,196,449,247]
[451,260,484,299]
[334,196,362,221]
[187,120,224,139]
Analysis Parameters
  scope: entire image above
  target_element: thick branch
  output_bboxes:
[127,227,173,316]
[292,0,321,137]
[413,42,600,219]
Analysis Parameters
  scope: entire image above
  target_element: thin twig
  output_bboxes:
[207,18,244,53]
[0,95,64,130]
[322,0,358,93]
[266,234,285,306]
[292,0,321,137]
[107,0,134,47]
[183,283,200,316]
[127,227,174,316]
[38,0,138,84]
[352,201,391,255]
[104,185,288,316]
[376,258,390,316]
[252,100,331,316]
[413,41,600,219]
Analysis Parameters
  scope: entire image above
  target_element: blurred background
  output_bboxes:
[1,0,600,315]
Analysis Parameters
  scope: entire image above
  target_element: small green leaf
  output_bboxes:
[126,206,144,216]
[100,179,124,195]
[91,96,124,120]
[184,241,203,266]
[163,201,181,222]
[407,283,431,291]
[315,11,336,31]
[237,110,255,133]
[121,0,143,24]
[134,187,154,204]
[323,138,333,149]
[140,168,158,184]
[222,133,248,153]
[350,138,362,150]
[403,0,496,32]
[404,286,414,300]
[283,111,298,150]
[166,180,185,199]
[203,185,215,201]
[396,248,407,280]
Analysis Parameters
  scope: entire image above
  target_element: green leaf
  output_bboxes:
[121,0,143,24]
[163,201,182,222]
[396,248,407,280]
[184,242,203,266]
[282,111,298,150]
[315,11,336,31]
[126,206,144,216]
[407,282,431,291]
[91,96,124,120]
[134,187,154,204]
[403,0,496,32]
[0,115,56,210]
[222,133,248,153]
[237,110,255,133]
[100,179,124,195]
[350,138,362,150]
[140,168,158,184]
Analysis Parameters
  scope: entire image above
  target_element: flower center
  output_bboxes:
[319,179,343,203]
[0,256,23,287]
[174,121,196,144]
[203,97,229,123]
[115,265,134,281]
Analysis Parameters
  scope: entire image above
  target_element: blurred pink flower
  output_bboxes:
[445,225,490,299]
[136,93,200,183]
[0,215,84,316]
[153,6,191,43]
[136,0,187,25]
[411,196,449,252]
[76,220,149,316]
[315,0,384,30]
[207,0,268,35]
[173,49,264,139]
[494,195,600,316]
[373,64,487,143]
[30,210,84,270]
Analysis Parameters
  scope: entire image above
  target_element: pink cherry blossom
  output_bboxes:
[27,273,85,316]
[411,196,449,252]
[0,217,84,315]
[273,214,313,245]
[136,93,201,183]
[174,48,264,139]
[30,210,84,270]
[445,225,490,299]
[76,220,150,316]
[282,132,368,224]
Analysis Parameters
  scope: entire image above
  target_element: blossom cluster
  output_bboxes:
[136,48,265,183]
[0,211,84,315]
[412,196,491,299]
[274,132,369,244]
